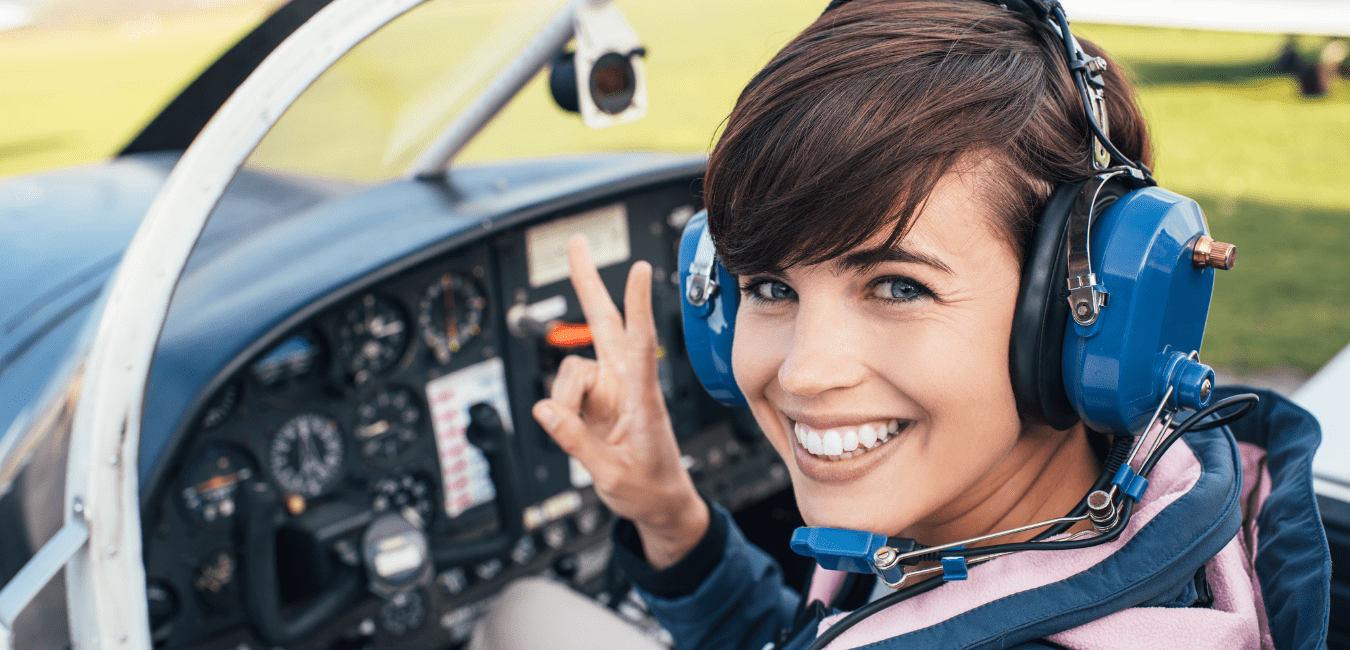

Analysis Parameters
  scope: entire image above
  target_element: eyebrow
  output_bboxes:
[835,245,955,275]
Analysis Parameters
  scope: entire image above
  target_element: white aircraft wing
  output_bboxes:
[1062,0,1350,36]
[1294,344,1350,502]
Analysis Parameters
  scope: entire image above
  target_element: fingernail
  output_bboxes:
[535,403,560,430]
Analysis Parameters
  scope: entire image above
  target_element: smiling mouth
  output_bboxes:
[792,419,909,461]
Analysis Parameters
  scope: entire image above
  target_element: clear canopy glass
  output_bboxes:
[247,0,822,182]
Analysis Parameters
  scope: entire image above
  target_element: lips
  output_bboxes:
[793,418,907,461]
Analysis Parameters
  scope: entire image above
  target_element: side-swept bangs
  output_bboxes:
[703,0,1150,276]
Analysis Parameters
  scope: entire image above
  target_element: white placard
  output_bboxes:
[526,203,630,287]
[425,357,514,518]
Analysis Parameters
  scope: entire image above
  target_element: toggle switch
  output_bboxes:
[545,322,593,348]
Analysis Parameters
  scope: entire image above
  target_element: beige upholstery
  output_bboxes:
[468,577,666,650]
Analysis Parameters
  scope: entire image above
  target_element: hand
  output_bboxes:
[532,236,708,570]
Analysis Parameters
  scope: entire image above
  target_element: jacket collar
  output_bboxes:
[813,424,1244,649]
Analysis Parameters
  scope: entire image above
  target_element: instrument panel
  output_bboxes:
[141,179,796,650]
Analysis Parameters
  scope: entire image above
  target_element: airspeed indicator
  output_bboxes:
[269,413,346,497]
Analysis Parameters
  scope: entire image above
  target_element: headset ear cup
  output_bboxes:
[1011,181,1085,430]
[678,210,748,407]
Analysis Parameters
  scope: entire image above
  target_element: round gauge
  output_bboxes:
[370,471,437,525]
[356,386,424,461]
[336,293,409,381]
[251,332,324,390]
[200,382,240,429]
[179,445,256,525]
[379,588,427,635]
[269,413,346,497]
[417,273,487,365]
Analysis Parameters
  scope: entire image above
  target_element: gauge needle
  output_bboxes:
[442,276,459,342]
[300,430,319,468]
[359,420,391,439]
[194,470,244,495]
[369,317,405,338]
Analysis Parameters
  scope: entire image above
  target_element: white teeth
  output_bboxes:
[792,418,905,460]
[822,430,844,455]
[842,429,859,452]
[858,424,878,449]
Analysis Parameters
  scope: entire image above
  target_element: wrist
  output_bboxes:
[634,489,710,570]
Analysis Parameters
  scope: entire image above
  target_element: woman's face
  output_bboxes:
[732,169,1040,538]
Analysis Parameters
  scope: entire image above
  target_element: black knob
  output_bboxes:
[466,403,505,454]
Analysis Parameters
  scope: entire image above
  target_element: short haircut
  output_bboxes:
[703,0,1152,276]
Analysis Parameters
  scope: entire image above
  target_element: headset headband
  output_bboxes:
[821,0,1153,181]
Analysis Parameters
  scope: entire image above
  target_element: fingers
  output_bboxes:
[623,261,660,386]
[567,236,625,360]
[551,354,597,412]
[533,398,599,464]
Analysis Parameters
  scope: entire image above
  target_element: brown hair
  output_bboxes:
[703,0,1151,276]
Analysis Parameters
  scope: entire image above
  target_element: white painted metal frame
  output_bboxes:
[0,1,434,648]
[407,0,588,178]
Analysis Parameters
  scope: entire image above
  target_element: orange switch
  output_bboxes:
[546,322,593,348]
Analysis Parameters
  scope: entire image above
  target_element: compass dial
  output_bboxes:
[269,413,346,497]
[417,273,486,365]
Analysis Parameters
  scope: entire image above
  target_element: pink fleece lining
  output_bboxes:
[1046,443,1273,650]
[815,439,1205,649]
[807,567,850,606]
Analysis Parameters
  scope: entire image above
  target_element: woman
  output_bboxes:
[479,1,1330,648]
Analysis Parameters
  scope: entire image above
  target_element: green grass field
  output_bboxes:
[2,1,1347,377]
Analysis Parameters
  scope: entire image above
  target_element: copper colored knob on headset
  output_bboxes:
[1192,236,1236,270]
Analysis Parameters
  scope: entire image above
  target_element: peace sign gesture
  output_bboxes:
[532,236,709,570]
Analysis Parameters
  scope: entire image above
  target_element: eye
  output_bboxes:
[872,277,930,303]
[742,278,796,303]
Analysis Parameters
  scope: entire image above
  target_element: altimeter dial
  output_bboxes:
[336,293,409,381]
[269,413,346,497]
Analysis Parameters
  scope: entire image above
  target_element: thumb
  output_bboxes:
[533,398,599,463]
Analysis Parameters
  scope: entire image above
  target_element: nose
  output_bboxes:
[776,306,868,398]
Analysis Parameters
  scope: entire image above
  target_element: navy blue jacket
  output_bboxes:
[613,388,1331,650]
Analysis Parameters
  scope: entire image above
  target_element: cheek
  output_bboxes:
[908,286,1025,466]
[730,309,780,398]
[730,312,795,454]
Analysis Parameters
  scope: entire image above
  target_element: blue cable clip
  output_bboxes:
[1111,464,1149,501]
[941,556,968,581]
[938,545,967,581]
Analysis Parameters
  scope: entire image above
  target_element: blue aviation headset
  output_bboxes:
[677,0,1257,640]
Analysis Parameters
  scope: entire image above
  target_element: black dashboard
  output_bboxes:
[132,157,797,650]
